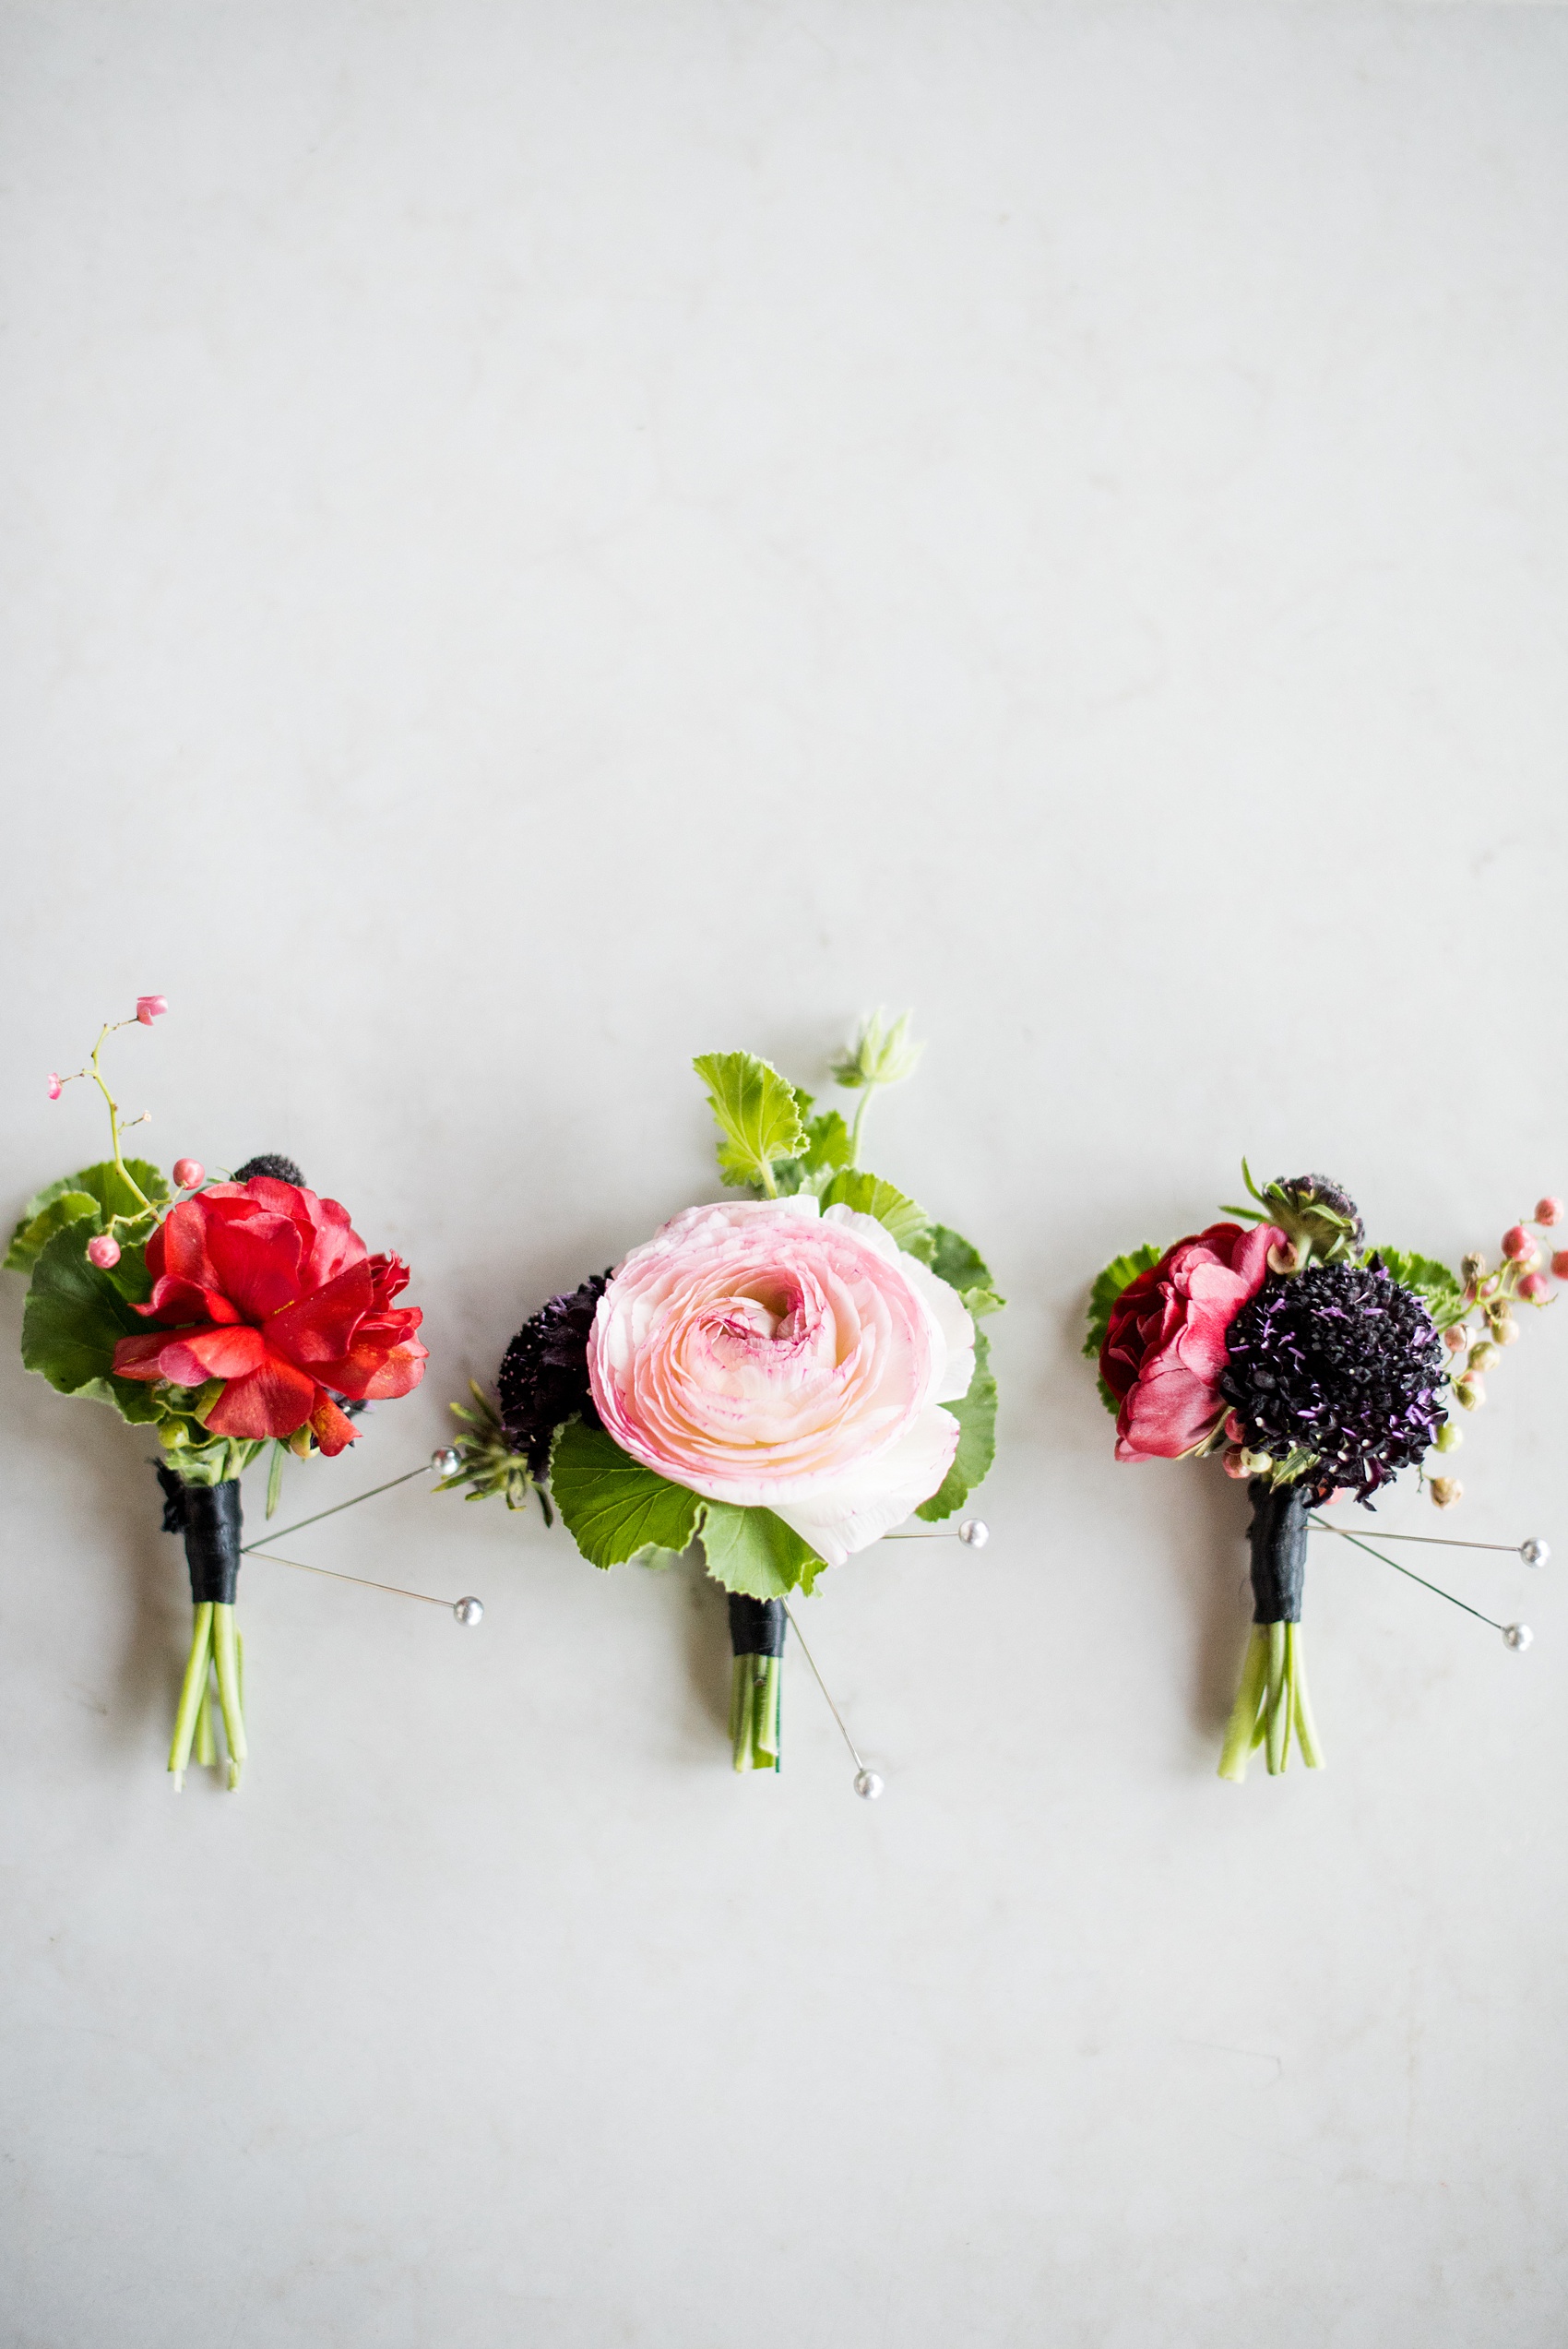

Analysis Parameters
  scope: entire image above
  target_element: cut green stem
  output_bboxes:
[169,1603,214,1783]
[731,1654,782,1772]
[210,1604,246,1788]
[1218,1619,1325,1783]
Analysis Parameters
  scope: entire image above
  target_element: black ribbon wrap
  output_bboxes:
[728,1592,787,1659]
[157,1468,244,1605]
[1247,1479,1311,1625]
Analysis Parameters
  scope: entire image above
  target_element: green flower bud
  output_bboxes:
[830,1008,924,1092]
[1467,1340,1501,1372]
[1434,1419,1463,1453]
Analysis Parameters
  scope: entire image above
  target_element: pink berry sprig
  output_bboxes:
[1426,1195,1562,1508]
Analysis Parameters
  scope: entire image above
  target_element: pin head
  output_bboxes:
[1503,1622,1533,1651]
[433,1447,462,1478]
[1521,1538,1550,1568]
[957,1519,989,1548]
[853,1769,885,1800]
[453,1596,484,1627]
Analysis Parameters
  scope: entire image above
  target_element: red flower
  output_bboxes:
[112,1177,426,1455]
[1100,1221,1282,1462]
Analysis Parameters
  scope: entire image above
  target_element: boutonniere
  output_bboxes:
[1087,1168,1558,1780]
[11,1003,429,1789]
[443,1015,1001,1789]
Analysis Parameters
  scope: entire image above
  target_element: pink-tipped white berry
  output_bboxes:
[172,1158,204,1189]
[1503,1225,1533,1261]
[1222,1447,1250,1480]
[86,1234,121,1269]
[1443,1325,1469,1354]
[1536,1198,1563,1228]
[1520,1271,1554,1305]
[1223,1410,1245,1443]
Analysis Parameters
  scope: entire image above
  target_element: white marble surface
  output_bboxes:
[2,6,1566,2343]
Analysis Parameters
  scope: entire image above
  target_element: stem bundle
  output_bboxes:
[1218,1480,1325,1782]
[728,1593,786,1773]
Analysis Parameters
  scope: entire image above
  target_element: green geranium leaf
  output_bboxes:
[549,1419,703,1568]
[915,1328,997,1521]
[1376,1248,1468,1331]
[699,1500,826,1598]
[20,1223,152,1408]
[693,1052,808,1192]
[818,1166,932,1255]
[802,1110,852,1176]
[5,1189,101,1275]
[1083,1246,1166,1365]
[69,1158,170,1224]
[925,1224,1004,1317]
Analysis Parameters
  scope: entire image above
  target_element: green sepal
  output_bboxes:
[818,1166,932,1255]
[915,1327,997,1520]
[693,1051,808,1192]
[19,1222,152,1408]
[698,1500,826,1597]
[549,1419,703,1567]
[924,1224,1004,1317]
[1374,1248,1468,1331]
[1083,1244,1166,1415]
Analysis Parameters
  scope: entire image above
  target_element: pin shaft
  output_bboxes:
[240,1465,431,1553]
[780,1599,867,1771]
[245,1548,457,1611]
[1326,1529,1509,1632]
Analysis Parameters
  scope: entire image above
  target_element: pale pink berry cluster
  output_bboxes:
[1427,1195,1562,1508]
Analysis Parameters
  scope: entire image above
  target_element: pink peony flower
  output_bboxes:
[587,1195,975,1568]
[1100,1222,1283,1462]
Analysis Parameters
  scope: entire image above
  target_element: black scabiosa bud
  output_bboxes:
[497,1274,612,1475]
[232,1154,306,1186]
[1219,1260,1447,1503]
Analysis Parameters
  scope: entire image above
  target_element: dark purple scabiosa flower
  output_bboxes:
[1218,1260,1448,1504]
[497,1274,611,1475]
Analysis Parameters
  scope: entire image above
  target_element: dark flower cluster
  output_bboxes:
[232,1154,306,1187]
[497,1273,610,1474]
[1219,1260,1447,1504]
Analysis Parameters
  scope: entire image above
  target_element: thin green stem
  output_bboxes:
[211,1604,246,1786]
[1218,1627,1270,1782]
[848,1088,875,1168]
[85,1019,153,1209]
[730,1658,752,1772]
[169,1604,214,1781]
[1289,1625,1324,1770]
[194,1672,217,1769]
[754,1657,782,1771]
[1265,1622,1289,1775]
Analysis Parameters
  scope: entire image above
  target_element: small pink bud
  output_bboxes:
[1519,1271,1554,1305]
[135,995,168,1026]
[1536,1198,1563,1228]
[1222,1447,1250,1480]
[1224,1410,1245,1443]
[172,1158,205,1189]
[1443,1325,1470,1354]
[47,1072,62,1100]
[1552,1250,1568,1281]
[1503,1225,1533,1261]
[86,1234,121,1269]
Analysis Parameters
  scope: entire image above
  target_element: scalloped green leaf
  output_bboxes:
[693,1052,808,1192]
[818,1166,932,1255]
[549,1419,703,1568]
[19,1222,162,1420]
[5,1189,101,1275]
[926,1224,1004,1317]
[698,1500,826,1597]
[915,1328,996,1521]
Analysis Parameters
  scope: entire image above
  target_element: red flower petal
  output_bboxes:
[132,1274,243,1326]
[205,1208,303,1321]
[266,1259,374,1370]
[309,1388,360,1456]
[322,1309,427,1400]
[158,1198,225,1292]
[367,1252,411,1308]
[160,1324,269,1382]
[203,1353,318,1439]
[111,1331,173,1380]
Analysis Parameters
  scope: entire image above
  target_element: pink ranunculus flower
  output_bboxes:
[587,1195,976,1569]
[1100,1221,1283,1462]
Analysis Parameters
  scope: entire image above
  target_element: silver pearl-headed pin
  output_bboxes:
[853,1770,885,1800]
[432,1447,462,1478]
[1521,1539,1550,1568]
[453,1596,484,1628]
[1503,1622,1533,1651]
[958,1519,989,1547]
